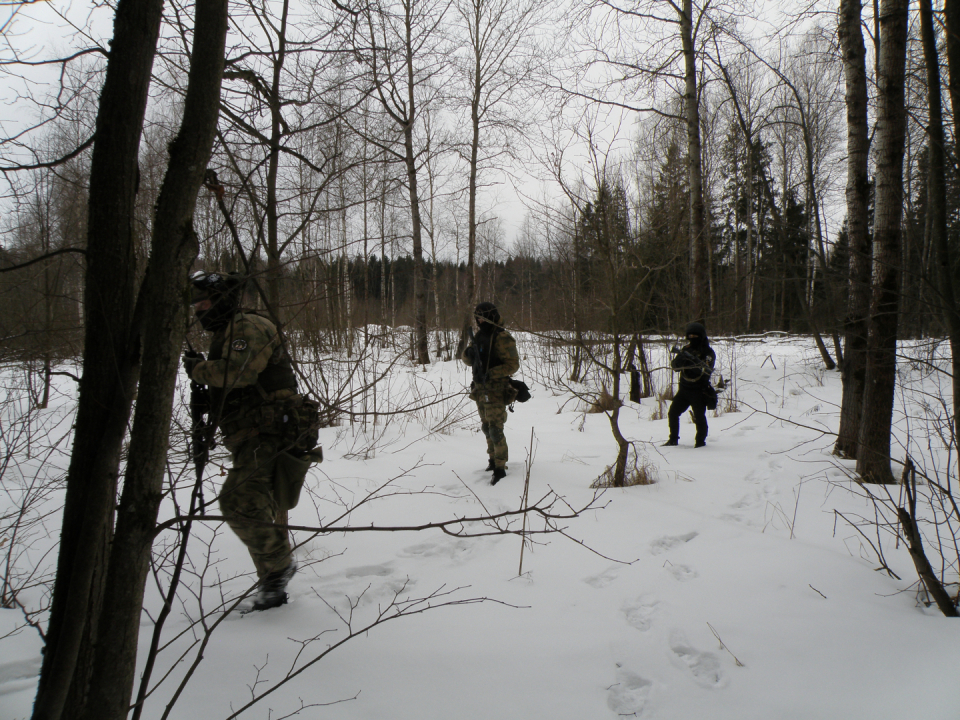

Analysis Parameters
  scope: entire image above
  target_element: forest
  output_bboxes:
[1,0,960,719]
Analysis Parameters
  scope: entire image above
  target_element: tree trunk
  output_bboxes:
[857,0,909,485]
[939,0,960,442]
[32,2,164,719]
[679,0,708,321]
[265,0,290,313]
[77,3,228,718]
[463,5,482,348]
[402,2,430,365]
[836,0,872,458]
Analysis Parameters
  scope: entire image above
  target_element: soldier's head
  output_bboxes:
[190,270,246,332]
[474,301,500,329]
[684,321,707,347]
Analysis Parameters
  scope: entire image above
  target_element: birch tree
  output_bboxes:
[857,0,909,485]
[835,0,872,459]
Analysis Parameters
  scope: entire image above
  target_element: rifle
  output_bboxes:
[670,344,712,381]
[185,339,212,515]
[466,326,486,382]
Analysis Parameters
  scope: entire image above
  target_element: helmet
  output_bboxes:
[474,301,501,327]
[190,270,246,331]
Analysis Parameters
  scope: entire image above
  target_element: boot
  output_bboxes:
[250,561,297,612]
[485,457,495,471]
[694,440,706,448]
[491,467,506,485]
[662,438,678,447]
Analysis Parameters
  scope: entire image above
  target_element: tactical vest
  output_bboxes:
[209,311,298,436]
[473,327,504,383]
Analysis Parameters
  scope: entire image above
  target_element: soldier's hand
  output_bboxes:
[183,350,204,376]
[464,346,476,362]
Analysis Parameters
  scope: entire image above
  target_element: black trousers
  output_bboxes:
[667,384,708,444]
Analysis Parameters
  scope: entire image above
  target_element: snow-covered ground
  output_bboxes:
[2,334,959,719]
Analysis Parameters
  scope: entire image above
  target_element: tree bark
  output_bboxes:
[31,3,164,719]
[857,0,909,485]
[836,0,872,458]
[937,0,960,442]
[898,461,960,616]
[463,0,482,346]
[680,0,708,321]
[77,2,228,718]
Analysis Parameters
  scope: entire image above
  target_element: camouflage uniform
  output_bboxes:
[462,318,520,470]
[190,311,300,579]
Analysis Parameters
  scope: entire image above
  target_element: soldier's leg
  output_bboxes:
[476,400,496,460]
[219,436,293,579]
[483,400,509,468]
[667,390,691,441]
[691,397,709,445]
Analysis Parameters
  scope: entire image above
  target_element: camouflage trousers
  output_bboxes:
[219,434,292,580]
[475,396,509,469]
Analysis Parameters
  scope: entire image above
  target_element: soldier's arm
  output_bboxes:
[671,347,697,371]
[705,347,716,374]
[487,333,519,379]
[191,315,279,389]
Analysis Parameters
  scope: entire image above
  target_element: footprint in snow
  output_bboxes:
[622,595,659,632]
[439,482,470,497]
[398,539,473,562]
[343,563,394,578]
[584,566,620,588]
[649,531,698,556]
[666,564,698,582]
[606,667,651,715]
[734,424,757,437]
[669,630,724,688]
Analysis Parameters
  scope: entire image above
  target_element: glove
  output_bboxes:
[464,346,476,362]
[183,350,204,376]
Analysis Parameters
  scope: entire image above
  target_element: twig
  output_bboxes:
[519,427,536,576]
[707,622,744,667]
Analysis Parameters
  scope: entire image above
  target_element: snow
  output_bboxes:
[2,335,959,720]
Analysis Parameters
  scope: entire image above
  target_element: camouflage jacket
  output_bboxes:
[461,329,519,404]
[190,311,298,441]
[461,329,519,381]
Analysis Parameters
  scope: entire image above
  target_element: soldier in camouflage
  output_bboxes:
[184,271,315,611]
[462,301,520,485]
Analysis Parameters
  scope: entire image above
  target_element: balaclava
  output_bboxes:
[684,321,708,352]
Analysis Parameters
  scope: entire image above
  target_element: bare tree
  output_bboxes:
[857,0,909,485]
[835,0,872,459]
[344,0,451,365]
[31,1,229,718]
[452,0,544,344]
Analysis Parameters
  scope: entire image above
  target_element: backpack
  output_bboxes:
[703,383,719,411]
[510,379,531,403]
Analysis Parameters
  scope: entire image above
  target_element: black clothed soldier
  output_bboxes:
[663,322,716,448]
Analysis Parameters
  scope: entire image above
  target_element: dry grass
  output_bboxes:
[650,388,672,421]
[591,452,659,488]
[588,387,622,413]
